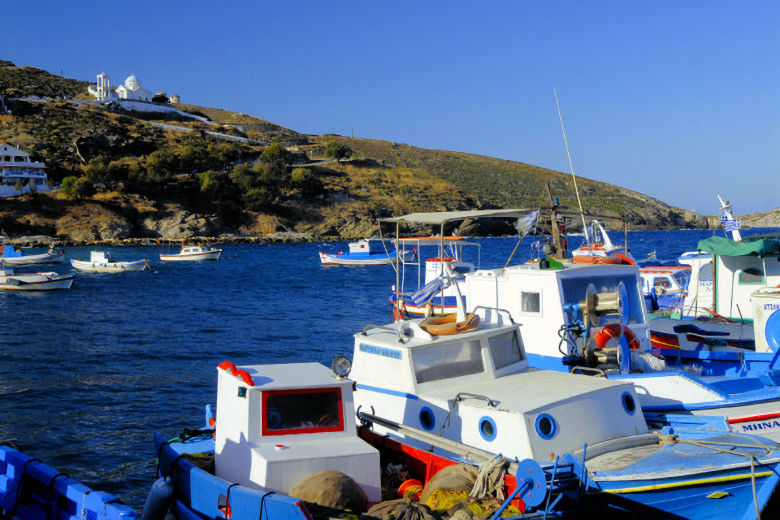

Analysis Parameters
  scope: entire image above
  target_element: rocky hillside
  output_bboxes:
[0,60,731,244]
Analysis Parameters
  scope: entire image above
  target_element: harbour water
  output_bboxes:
[0,228,777,510]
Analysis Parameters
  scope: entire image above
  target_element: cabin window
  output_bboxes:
[261,387,344,435]
[489,331,524,369]
[672,271,690,288]
[521,292,541,313]
[653,278,672,290]
[739,268,764,285]
[413,340,484,384]
[698,263,713,282]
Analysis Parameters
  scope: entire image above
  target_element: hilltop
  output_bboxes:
[0,60,738,244]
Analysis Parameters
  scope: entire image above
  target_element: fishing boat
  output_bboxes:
[151,359,585,520]
[570,219,633,263]
[389,236,480,318]
[350,308,780,518]
[0,244,65,265]
[159,244,222,262]
[70,251,149,273]
[0,444,137,519]
[318,239,413,266]
[382,209,780,442]
[0,266,74,290]
[638,261,691,313]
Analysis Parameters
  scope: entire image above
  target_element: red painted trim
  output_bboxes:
[261,387,344,436]
[728,412,780,424]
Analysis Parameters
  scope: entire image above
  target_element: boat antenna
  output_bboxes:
[554,88,590,244]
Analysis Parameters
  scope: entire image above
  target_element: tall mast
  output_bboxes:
[554,89,590,243]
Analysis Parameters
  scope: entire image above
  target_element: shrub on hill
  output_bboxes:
[60,176,94,199]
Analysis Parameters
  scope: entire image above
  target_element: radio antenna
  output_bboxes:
[554,88,590,244]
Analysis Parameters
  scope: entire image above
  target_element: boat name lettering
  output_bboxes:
[763,303,780,311]
[741,420,780,432]
[359,343,402,360]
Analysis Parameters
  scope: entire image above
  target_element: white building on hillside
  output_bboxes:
[0,143,51,197]
[88,72,154,102]
[115,74,152,101]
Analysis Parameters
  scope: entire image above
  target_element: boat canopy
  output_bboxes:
[697,236,780,257]
[380,208,535,226]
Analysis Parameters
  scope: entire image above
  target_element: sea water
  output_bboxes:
[0,228,776,509]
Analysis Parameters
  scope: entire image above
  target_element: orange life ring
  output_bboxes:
[572,255,622,265]
[420,313,480,335]
[594,324,640,350]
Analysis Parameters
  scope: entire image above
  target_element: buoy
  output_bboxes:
[140,476,173,520]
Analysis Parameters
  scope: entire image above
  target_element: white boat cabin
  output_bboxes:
[459,262,650,372]
[349,239,385,254]
[90,251,114,263]
[350,312,648,463]
[214,361,381,502]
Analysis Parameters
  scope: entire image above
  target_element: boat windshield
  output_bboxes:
[488,330,524,369]
[413,340,484,384]
[673,270,690,289]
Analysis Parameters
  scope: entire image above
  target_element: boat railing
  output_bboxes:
[471,306,516,326]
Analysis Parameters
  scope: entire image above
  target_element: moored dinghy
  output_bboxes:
[0,244,65,265]
[350,307,780,518]
[319,238,414,266]
[0,266,74,290]
[160,244,222,262]
[70,251,149,273]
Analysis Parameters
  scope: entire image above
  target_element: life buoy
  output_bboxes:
[594,323,640,350]
[572,255,622,265]
[420,313,480,335]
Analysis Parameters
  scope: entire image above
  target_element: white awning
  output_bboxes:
[380,208,536,226]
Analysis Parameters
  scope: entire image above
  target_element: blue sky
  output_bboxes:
[3,1,778,214]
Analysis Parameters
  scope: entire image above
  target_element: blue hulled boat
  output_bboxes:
[0,444,137,520]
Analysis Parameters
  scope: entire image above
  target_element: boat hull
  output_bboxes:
[1,252,63,265]
[71,258,148,272]
[319,249,412,266]
[160,250,222,262]
[0,272,74,290]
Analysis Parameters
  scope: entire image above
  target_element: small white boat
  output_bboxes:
[70,251,149,273]
[160,244,222,262]
[0,244,65,265]
[0,267,74,290]
[319,239,414,266]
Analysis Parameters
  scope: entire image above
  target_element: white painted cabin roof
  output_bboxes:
[240,362,341,391]
[420,367,636,414]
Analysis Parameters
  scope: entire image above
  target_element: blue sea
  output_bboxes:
[1,228,778,510]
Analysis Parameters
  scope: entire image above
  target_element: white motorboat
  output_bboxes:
[319,239,414,266]
[0,267,74,290]
[160,244,222,262]
[0,244,65,265]
[70,251,149,273]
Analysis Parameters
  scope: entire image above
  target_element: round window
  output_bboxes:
[622,391,636,415]
[479,416,497,441]
[535,413,557,440]
[419,407,435,431]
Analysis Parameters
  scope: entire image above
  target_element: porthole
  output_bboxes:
[622,391,636,415]
[535,413,557,440]
[479,416,497,442]
[419,407,435,431]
